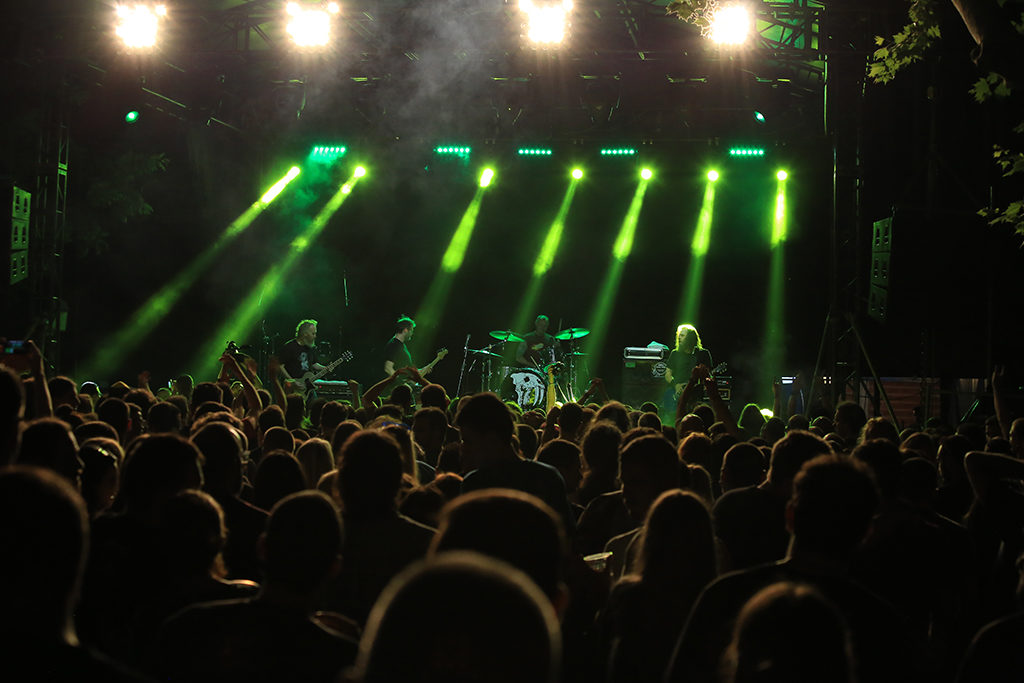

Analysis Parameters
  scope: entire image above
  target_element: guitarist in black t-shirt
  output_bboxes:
[383,316,448,382]
[279,319,325,385]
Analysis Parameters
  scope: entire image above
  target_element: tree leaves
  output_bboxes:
[867,0,941,84]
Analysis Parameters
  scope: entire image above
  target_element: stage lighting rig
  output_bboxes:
[286,1,341,48]
[520,0,573,46]
[709,4,752,46]
[115,4,167,49]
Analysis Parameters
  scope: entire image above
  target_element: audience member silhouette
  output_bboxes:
[852,438,976,677]
[352,552,562,683]
[429,488,569,610]
[79,440,119,517]
[719,442,767,493]
[0,466,151,681]
[155,490,357,682]
[326,429,435,625]
[0,365,24,465]
[252,451,307,511]
[577,421,622,507]
[457,392,575,533]
[18,417,83,486]
[602,489,717,683]
[604,434,681,577]
[192,421,267,580]
[296,437,334,487]
[412,406,447,467]
[536,438,584,511]
[96,397,132,444]
[134,490,258,663]
[667,454,915,683]
[77,434,204,659]
[723,582,856,683]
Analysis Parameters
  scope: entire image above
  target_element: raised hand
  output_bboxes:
[992,365,1009,392]
[218,353,242,376]
[406,367,428,385]
[0,339,43,376]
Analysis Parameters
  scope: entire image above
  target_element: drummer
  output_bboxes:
[516,314,558,368]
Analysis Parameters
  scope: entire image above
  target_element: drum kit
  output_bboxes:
[455,326,591,410]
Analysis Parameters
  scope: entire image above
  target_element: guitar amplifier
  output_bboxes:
[312,380,354,401]
[621,352,669,407]
[715,376,732,403]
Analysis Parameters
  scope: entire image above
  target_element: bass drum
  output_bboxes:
[501,368,548,411]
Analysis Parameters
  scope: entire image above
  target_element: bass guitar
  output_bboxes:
[290,351,354,396]
[418,348,448,378]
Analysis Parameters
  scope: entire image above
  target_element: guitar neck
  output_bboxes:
[419,350,447,375]
[300,353,352,387]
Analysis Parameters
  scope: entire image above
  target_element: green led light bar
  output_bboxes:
[728,147,766,157]
[517,148,553,156]
[435,146,473,156]
[311,145,347,160]
[600,148,637,156]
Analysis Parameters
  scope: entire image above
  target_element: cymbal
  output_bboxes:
[470,349,502,359]
[554,327,590,340]
[489,330,525,342]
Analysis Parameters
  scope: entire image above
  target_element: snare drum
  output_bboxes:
[501,368,547,411]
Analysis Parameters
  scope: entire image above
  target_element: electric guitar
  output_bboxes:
[662,362,729,416]
[290,351,354,396]
[670,362,729,398]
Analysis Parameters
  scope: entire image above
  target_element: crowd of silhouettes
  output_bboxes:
[4,338,1024,683]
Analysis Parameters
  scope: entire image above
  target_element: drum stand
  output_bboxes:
[564,339,588,402]
[456,335,506,396]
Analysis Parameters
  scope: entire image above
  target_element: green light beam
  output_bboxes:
[81,166,302,380]
[513,177,581,334]
[612,179,648,262]
[190,170,362,377]
[771,178,787,246]
[415,185,490,354]
[763,177,788,393]
[585,178,650,379]
[260,166,301,204]
[679,180,717,325]
[442,188,486,273]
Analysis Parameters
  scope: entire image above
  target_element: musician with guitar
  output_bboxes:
[383,316,447,380]
[662,323,714,418]
[277,319,355,399]
[279,319,326,385]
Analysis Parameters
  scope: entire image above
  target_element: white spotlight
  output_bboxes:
[520,0,573,45]
[709,5,752,45]
[286,4,333,48]
[115,4,165,49]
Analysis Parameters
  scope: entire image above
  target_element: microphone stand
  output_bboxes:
[455,333,471,397]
